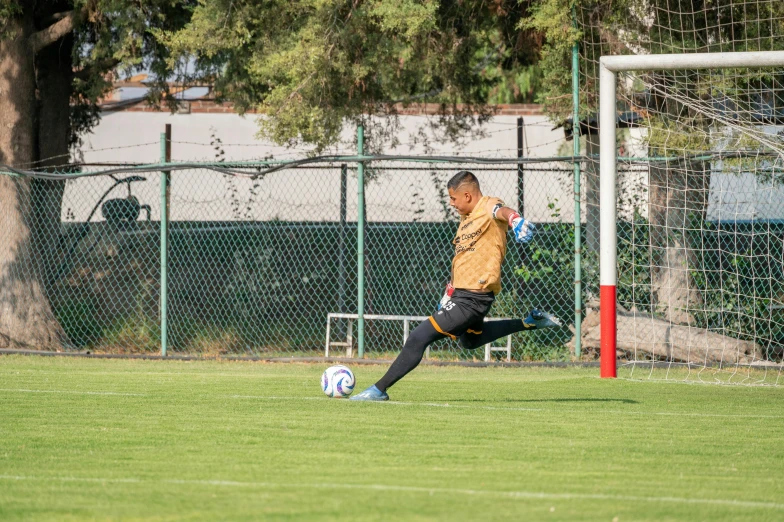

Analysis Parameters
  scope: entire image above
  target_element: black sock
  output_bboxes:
[375,320,444,392]
[458,319,530,350]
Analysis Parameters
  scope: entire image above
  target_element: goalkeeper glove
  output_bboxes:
[437,282,455,311]
[508,212,535,243]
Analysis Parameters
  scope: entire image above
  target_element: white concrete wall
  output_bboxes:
[705,125,784,223]
[68,110,784,225]
[69,111,574,223]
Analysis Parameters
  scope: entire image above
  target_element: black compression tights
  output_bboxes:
[456,319,528,350]
[375,318,529,392]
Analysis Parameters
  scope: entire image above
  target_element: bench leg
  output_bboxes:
[506,334,512,362]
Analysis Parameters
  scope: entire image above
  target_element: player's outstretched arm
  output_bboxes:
[489,201,535,243]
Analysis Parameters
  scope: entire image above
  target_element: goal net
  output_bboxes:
[598,52,784,385]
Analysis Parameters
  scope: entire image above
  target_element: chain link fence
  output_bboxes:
[2,157,587,360]
[3,153,782,369]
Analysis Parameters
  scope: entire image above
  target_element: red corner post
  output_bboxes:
[600,285,617,378]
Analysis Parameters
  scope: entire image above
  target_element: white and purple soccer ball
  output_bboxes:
[321,365,355,398]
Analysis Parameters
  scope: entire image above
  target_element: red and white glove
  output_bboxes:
[438,282,455,311]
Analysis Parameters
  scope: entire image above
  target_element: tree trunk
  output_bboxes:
[648,161,710,325]
[0,15,67,350]
[584,130,600,254]
[571,308,761,365]
[33,34,73,293]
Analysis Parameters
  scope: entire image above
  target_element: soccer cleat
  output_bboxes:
[349,385,389,401]
[523,309,562,329]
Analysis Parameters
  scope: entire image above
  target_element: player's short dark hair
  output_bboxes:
[447,171,480,192]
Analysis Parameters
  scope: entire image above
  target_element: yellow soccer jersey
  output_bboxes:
[451,196,508,295]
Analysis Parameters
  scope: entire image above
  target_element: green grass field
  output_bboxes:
[0,355,782,521]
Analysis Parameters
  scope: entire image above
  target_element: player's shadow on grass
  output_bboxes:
[449,398,639,404]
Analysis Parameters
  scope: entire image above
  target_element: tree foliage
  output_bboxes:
[0,0,195,156]
[159,0,541,151]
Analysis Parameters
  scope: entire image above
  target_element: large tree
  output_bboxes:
[0,0,192,349]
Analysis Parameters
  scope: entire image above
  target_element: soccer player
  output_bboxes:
[351,170,561,401]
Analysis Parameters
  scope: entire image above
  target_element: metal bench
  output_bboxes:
[325,313,513,362]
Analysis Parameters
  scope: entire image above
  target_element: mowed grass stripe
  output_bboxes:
[225,395,784,419]
[2,475,783,510]
[4,387,781,420]
[0,355,782,521]
[0,388,147,397]
[2,386,782,419]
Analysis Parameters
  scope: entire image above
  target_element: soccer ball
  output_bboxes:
[321,365,355,398]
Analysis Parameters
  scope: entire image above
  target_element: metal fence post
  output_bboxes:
[517,117,528,315]
[338,164,348,312]
[159,126,171,356]
[517,117,525,217]
[572,8,583,358]
[357,125,365,358]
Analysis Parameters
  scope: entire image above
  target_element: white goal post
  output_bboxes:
[599,51,784,378]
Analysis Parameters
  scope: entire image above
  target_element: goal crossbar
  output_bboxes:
[598,51,784,378]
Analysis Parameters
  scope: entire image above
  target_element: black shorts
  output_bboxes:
[429,289,495,340]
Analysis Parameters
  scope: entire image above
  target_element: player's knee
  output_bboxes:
[458,334,482,350]
[403,322,440,356]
